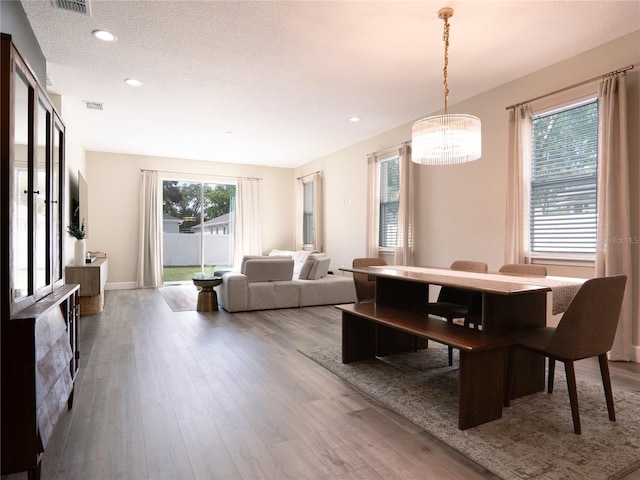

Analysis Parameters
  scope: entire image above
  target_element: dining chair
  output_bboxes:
[505,274,627,434]
[423,260,488,365]
[463,263,549,330]
[499,263,548,277]
[352,257,387,303]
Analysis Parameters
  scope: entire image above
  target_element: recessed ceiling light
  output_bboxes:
[92,30,117,42]
[349,116,361,122]
[125,78,143,87]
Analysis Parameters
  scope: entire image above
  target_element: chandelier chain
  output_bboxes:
[410,6,481,165]
[442,16,450,114]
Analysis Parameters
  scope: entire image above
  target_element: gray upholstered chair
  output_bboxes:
[423,260,488,365]
[505,275,627,434]
[499,263,548,277]
[352,258,387,303]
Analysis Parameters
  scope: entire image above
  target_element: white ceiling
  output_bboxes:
[21,0,640,168]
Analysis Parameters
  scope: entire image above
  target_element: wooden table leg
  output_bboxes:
[483,291,546,399]
[458,348,506,429]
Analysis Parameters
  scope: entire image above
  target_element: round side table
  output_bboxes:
[192,275,222,312]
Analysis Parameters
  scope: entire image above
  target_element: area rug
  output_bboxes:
[158,284,197,312]
[300,344,640,480]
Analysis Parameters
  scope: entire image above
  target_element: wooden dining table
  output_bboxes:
[340,265,584,400]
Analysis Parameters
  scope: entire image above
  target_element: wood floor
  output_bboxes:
[5,288,640,480]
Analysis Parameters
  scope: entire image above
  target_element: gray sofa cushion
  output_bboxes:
[308,256,331,280]
[243,257,294,282]
[298,255,316,280]
[273,281,300,309]
[241,254,292,274]
[247,282,277,310]
[298,275,357,307]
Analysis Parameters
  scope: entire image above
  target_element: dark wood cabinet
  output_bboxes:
[1,33,77,479]
[2,285,80,479]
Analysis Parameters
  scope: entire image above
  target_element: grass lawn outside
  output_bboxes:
[163,265,231,283]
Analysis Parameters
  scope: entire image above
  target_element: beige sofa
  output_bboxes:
[215,251,356,312]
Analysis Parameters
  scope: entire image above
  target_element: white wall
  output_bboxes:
[297,30,640,344]
[85,152,294,287]
[62,116,87,268]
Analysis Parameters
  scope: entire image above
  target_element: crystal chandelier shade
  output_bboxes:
[411,7,482,165]
[412,113,481,165]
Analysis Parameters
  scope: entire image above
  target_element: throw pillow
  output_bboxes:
[269,249,294,257]
[308,257,331,280]
[297,254,316,280]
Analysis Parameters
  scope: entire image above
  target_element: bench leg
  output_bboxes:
[342,312,377,363]
[458,348,506,429]
[375,324,419,357]
[342,313,424,363]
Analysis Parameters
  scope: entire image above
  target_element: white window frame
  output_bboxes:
[302,180,314,248]
[527,90,599,263]
[378,154,400,252]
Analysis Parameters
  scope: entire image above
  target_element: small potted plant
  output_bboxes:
[67,219,86,265]
[67,219,86,240]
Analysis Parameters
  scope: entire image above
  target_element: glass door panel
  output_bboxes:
[12,71,30,301]
[35,100,49,293]
[203,183,235,273]
[162,180,200,282]
[162,180,235,282]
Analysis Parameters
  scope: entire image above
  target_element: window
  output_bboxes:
[303,181,313,245]
[297,172,323,252]
[529,99,598,258]
[379,156,400,248]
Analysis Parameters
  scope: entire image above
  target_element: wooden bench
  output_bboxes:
[336,302,514,429]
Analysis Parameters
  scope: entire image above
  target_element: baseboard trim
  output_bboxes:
[105,282,137,290]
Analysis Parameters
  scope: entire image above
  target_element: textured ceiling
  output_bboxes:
[20,0,640,168]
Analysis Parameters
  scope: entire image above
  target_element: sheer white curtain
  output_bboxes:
[365,152,380,258]
[504,105,533,264]
[596,74,634,361]
[394,144,414,265]
[233,178,262,268]
[137,170,163,287]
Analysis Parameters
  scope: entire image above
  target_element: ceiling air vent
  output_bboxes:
[53,0,91,16]
[83,101,104,111]
[46,74,54,87]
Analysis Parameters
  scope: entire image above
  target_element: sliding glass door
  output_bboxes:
[162,180,235,283]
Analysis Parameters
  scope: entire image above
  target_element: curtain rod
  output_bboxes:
[140,168,262,181]
[369,140,411,157]
[505,64,635,111]
[296,170,322,180]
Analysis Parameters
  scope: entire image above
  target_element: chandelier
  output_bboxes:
[411,7,481,165]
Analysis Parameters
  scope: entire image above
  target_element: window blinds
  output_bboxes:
[303,181,313,245]
[530,100,598,255]
[379,157,400,248]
